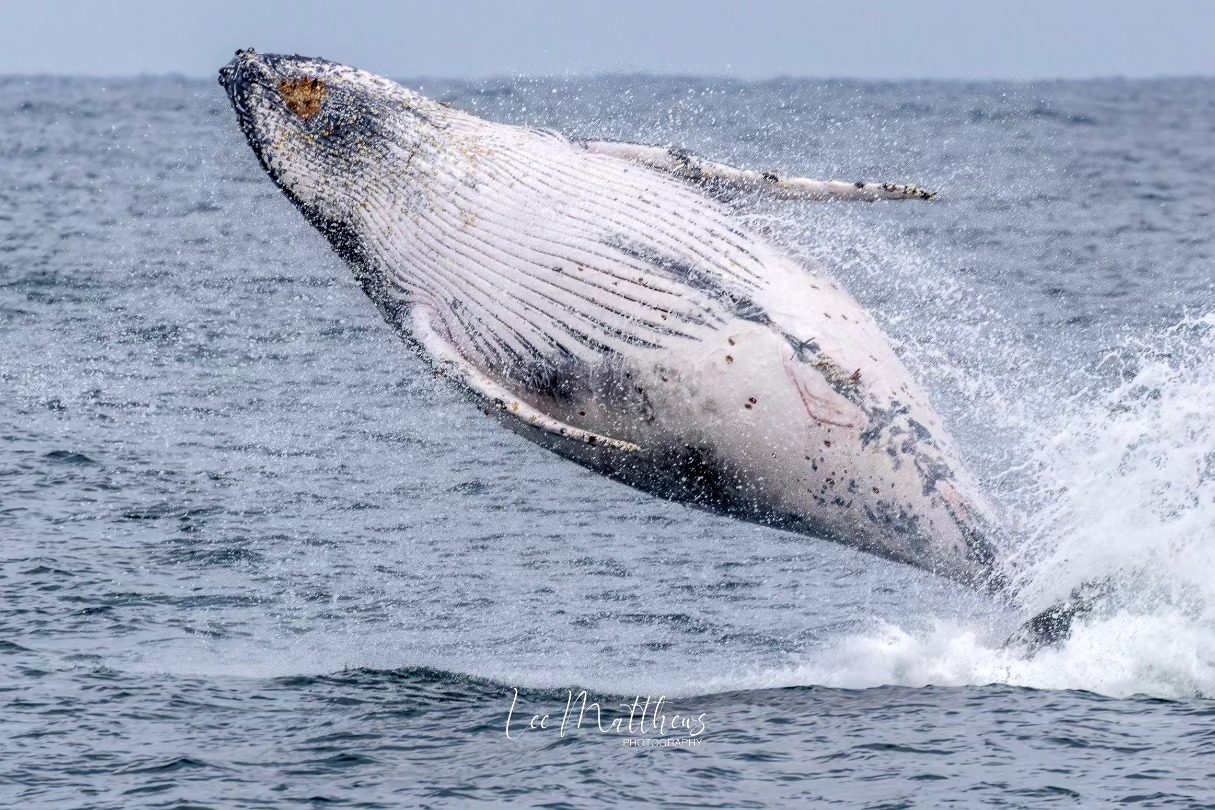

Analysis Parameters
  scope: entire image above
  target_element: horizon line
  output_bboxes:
[3,69,1215,85]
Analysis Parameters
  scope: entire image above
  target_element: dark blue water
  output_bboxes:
[3,74,1214,807]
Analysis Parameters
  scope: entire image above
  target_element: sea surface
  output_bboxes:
[2,73,1214,807]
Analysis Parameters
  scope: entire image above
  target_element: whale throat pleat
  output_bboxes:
[363,123,772,390]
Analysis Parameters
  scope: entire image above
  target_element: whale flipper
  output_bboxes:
[579,140,936,201]
[411,306,641,453]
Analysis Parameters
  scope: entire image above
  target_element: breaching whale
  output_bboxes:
[219,50,1082,641]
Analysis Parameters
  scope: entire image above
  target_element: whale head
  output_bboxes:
[218,49,427,275]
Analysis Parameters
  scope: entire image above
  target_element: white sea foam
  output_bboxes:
[753,203,1215,700]
[677,609,1214,700]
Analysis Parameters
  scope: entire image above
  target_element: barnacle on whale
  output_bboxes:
[278,77,327,119]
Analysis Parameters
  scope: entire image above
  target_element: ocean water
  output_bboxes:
[2,73,1214,807]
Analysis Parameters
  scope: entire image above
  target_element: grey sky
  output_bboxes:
[5,0,1215,80]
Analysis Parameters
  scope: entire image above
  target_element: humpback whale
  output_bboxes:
[219,50,1082,643]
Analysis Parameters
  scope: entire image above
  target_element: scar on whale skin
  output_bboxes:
[278,77,327,119]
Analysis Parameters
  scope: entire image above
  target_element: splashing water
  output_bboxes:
[694,612,1215,699]
[750,200,1215,698]
[1009,314,1215,656]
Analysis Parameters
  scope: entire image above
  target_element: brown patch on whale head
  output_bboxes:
[278,77,327,119]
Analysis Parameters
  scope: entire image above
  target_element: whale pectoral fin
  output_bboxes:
[411,307,641,453]
[579,140,935,201]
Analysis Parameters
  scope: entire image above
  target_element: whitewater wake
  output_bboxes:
[748,199,1215,700]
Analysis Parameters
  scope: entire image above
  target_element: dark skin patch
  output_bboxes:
[783,333,822,361]
[667,444,737,507]
[278,77,328,119]
[863,501,928,552]
[860,401,912,448]
[605,236,769,325]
